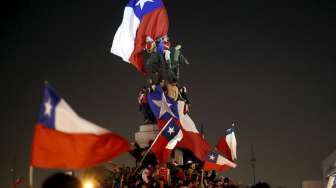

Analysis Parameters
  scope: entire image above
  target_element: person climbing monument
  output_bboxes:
[138,87,156,124]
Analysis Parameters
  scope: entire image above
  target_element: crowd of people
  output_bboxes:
[100,162,240,188]
[41,166,271,188]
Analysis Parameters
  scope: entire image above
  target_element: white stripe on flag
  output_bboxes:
[55,100,109,134]
[166,130,183,149]
[111,7,140,63]
[217,154,237,168]
[177,101,199,133]
[226,131,237,160]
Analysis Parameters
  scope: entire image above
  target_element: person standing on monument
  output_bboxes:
[144,36,161,84]
[166,79,180,101]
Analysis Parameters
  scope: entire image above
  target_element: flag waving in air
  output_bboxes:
[147,86,179,122]
[216,126,237,161]
[176,100,211,161]
[147,86,210,162]
[111,0,169,73]
[31,85,131,169]
[151,117,183,163]
[203,150,237,171]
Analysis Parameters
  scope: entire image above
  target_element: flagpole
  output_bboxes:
[250,144,256,185]
[10,157,16,186]
[29,165,33,188]
[231,122,235,160]
[133,117,173,174]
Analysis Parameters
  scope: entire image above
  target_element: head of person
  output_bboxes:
[41,172,82,188]
[223,177,229,186]
[190,163,196,170]
[252,182,271,188]
[160,80,165,87]
[148,79,153,85]
[161,163,167,168]
[146,36,155,45]
[181,86,187,93]
[163,35,169,42]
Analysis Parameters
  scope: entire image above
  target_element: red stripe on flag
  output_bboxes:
[129,7,169,73]
[151,135,171,164]
[31,124,131,169]
[216,136,232,161]
[203,161,231,171]
[177,130,211,161]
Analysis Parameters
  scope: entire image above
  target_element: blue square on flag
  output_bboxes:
[162,119,180,141]
[128,0,164,20]
[37,86,61,129]
[147,86,179,120]
[207,151,219,163]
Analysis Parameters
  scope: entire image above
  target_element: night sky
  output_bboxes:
[1,0,336,187]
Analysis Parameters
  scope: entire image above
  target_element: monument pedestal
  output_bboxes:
[135,124,159,148]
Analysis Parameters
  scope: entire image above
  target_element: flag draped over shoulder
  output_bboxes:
[147,86,210,163]
[203,150,237,171]
[31,85,131,169]
[111,0,169,73]
[216,127,237,161]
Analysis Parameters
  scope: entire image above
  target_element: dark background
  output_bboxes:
[1,0,336,187]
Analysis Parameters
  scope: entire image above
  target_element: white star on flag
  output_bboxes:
[168,127,175,135]
[152,92,176,118]
[209,154,215,161]
[44,99,52,117]
[136,0,154,10]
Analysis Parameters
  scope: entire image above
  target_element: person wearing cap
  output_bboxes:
[144,36,161,84]
[145,36,156,53]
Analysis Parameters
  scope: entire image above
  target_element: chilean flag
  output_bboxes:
[148,86,210,162]
[147,86,182,163]
[31,85,131,169]
[216,127,237,161]
[176,101,211,161]
[111,0,169,73]
[203,150,237,171]
[151,117,183,163]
